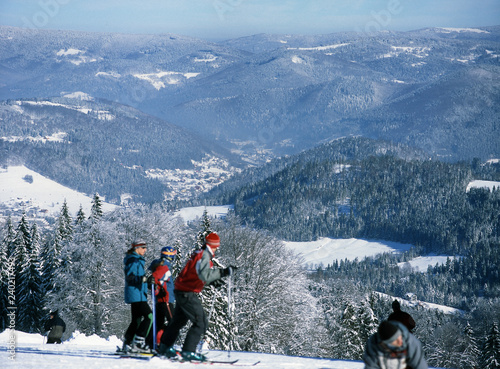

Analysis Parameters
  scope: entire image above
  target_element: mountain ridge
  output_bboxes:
[1,25,499,162]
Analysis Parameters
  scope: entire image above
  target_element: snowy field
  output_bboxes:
[0,165,117,217]
[375,292,463,316]
[466,179,500,192]
[284,238,413,267]
[1,330,366,369]
[397,255,459,272]
[174,206,454,272]
[174,205,234,224]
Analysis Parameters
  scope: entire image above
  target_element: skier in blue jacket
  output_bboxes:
[363,320,428,369]
[122,239,153,353]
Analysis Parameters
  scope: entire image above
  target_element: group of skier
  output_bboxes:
[121,232,236,362]
[43,230,428,367]
[118,230,428,367]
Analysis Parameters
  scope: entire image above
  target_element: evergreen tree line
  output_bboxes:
[222,154,499,258]
[200,148,500,306]
[313,242,500,310]
[1,200,499,367]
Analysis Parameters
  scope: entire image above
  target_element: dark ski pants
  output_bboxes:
[147,302,174,348]
[160,291,208,353]
[124,301,153,344]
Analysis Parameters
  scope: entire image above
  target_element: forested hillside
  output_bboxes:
[0,97,239,203]
[196,136,500,312]
[200,137,499,255]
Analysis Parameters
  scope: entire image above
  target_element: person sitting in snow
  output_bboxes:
[44,310,66,344]
[363,320,427,369]
[147,246,177,348]
[388,299,416,333]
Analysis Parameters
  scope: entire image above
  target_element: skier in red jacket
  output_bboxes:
[158,232,236,362]
[148,246,177,348]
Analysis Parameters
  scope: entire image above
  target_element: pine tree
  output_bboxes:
[171,239,183,278]
[90,193,104,223]
[358,299,379,345]
[41,202,73,297]
[479,322,500,369]
[196,209,212,249]
[17,223,44,333]
[201,281,232,350]
[460,322,480,369]
[13,215,32,331]
[192,210,232,349]
[2,217,16,258]
[75,205,86,226]
[338,302,364,360]
[0,220,13,331]
[58,200,74,241]
[51,195,124,337]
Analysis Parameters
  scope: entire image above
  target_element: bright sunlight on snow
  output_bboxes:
[1,330,366,369]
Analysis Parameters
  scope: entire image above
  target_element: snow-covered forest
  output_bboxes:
[1,195,500,368]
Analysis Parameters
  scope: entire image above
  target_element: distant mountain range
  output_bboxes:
[0,25,499,202]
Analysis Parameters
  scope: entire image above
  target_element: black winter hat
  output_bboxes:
[378,321,401,343]
[392,299,401,311]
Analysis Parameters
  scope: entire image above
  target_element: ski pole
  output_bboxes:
[227,273,232,358]
[151,283,157,351]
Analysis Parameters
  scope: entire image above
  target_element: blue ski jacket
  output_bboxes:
[124,251,148,304]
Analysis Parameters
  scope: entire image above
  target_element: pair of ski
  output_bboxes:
[116,350,259,366]
[115,285,244,365]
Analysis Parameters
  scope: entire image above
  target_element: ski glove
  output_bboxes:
[221,265,238,277]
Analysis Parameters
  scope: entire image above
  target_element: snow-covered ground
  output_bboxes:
[284,238,413,267]
[174,205,455,272]
[174,205,234,224]
[1,330,366,369]
[375,292,463,316]
[0,166,117,218]
[466,180,500,192]
[397,255,459,272]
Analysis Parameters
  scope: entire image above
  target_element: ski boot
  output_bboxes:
[181,351,207,362]
[130,335,150,353]
[157,344,179,359]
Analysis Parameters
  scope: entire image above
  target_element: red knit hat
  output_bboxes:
[205,232,220,248]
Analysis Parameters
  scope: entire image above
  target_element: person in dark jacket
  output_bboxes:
[122,239,153,353]
[148,245,177,348]
[44,310,66,344]
[158,232,236,362]
[363,320,427,369]
[388,299,416,333]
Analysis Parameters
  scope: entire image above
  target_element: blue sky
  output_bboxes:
[1,0,499,40]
